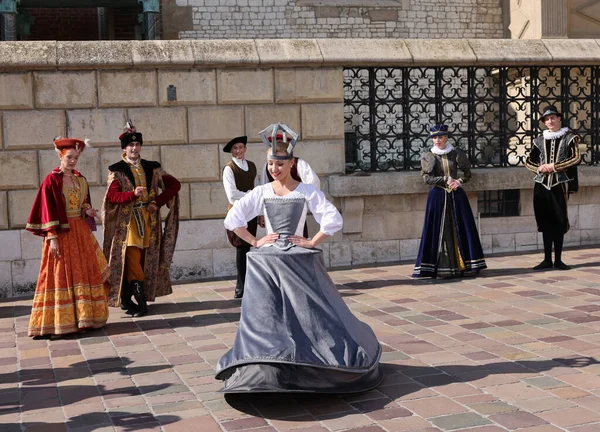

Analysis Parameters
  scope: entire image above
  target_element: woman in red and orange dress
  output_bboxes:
[26,138,110,338]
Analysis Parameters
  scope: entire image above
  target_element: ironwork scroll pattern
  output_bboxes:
[344,66,599,172]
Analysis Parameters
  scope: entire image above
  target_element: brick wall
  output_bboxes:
[177,0,504,40]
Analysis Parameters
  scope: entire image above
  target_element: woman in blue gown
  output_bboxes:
[413,124,487,278]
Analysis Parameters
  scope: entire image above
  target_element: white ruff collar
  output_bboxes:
[543,127,569,140]
[431,143,454,155]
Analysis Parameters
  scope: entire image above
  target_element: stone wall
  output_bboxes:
[1,38,600,298]
[175,0,504,40]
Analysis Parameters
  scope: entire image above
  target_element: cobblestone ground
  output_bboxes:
[2,248,600,432]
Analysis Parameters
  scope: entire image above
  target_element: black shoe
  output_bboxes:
[554,261,571,270]
[234,289,243,299]
[120,283,139,315]
[533,260,553,270]
[131,280,148,317]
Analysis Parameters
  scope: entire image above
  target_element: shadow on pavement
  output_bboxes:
[223,356,599,420]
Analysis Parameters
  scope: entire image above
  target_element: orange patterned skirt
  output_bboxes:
[28,217,110,337]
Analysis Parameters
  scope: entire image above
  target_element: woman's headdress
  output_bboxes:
[53,136,89,153]
[259,123,299,160]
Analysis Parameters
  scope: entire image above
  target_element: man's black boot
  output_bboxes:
[131,280,148,317]
[120,282,139,315]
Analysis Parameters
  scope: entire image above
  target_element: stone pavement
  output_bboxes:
[2,247,600,432]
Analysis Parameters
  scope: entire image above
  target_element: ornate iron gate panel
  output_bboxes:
[344,66,599,172]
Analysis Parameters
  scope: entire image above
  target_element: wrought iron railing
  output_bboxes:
[344,66,600,172]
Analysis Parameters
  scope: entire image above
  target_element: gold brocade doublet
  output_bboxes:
[126,161,152,249]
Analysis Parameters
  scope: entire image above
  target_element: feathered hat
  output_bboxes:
[53,137,89,153]
[119,120,143,149]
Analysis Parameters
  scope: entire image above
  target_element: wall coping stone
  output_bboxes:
[328,166,600,197]
[3,39,600,71]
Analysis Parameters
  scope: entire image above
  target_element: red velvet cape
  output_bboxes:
[26,168,87,237]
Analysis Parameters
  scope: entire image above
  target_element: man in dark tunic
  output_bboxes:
[222,136,259,299]
[525,106,581,270]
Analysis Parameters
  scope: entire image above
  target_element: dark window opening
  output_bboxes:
[478,189,520,218]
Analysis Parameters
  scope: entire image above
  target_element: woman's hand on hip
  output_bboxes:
[255,233,279,248]
[289,235,314,249]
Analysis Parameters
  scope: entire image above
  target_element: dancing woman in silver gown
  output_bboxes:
[215,124,383,393]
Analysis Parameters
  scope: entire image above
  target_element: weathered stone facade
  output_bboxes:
[176,0,504,40]
[0,38,599,298]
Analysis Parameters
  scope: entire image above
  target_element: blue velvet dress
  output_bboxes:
[413,148,487,278]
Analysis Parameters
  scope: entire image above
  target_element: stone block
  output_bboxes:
[564,229,580,247]
[468,39,552,65]
[171,249,213,281]
[0,151,38,190]
[352,241,377,265]
[386,210,425,240]
[0,192,7,229]
[128,108,188,145]
[0,72,33,109]
[21,230,43,260]
[12,259,41,296]
[275,68,343,103]
[368,9,398,21]
[39,147,100,186]
[492,233,515,254]
[98,71,157,108]
[519,188,534,216]
[0,262,11,298]
[329,242,352,267]
[543,39,600,64]
[317,39,412,66]
[480,216,537,235]
[399,238,420,262]
[575,204,600,230]
[0,231,22,261]
[67,109,126,147]
[376,240,400,263]
[296,140,345,175]
[480,234,493,255]
[57,41,133,68]
[255,40,322,66]
[0,41,57,70]
[191,40,260,67]
[3,111,65,149]
[584,185,600,204]
[301,103,344,140]
[405,39,476,66]
[213,248,236,277]
[188,106,244,144]
[219,143,267,177]
[190,182,229,219]
[581,229,600,245]
[161,182,190,221]
[217,69,274,104]
[158,70,217,106]
[132,40,194,68]
[9,190,37,229]
[245,104,301,142]
[100,146,160,184]
[568,205,579,230]
[161,144,218,182]
[360,214,387,240]
[341,197,363,234]
[34,71,97,109]
[176,219,229,250]
[515,232,539,252]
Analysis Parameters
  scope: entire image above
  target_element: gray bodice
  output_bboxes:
[263,197,307,250]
